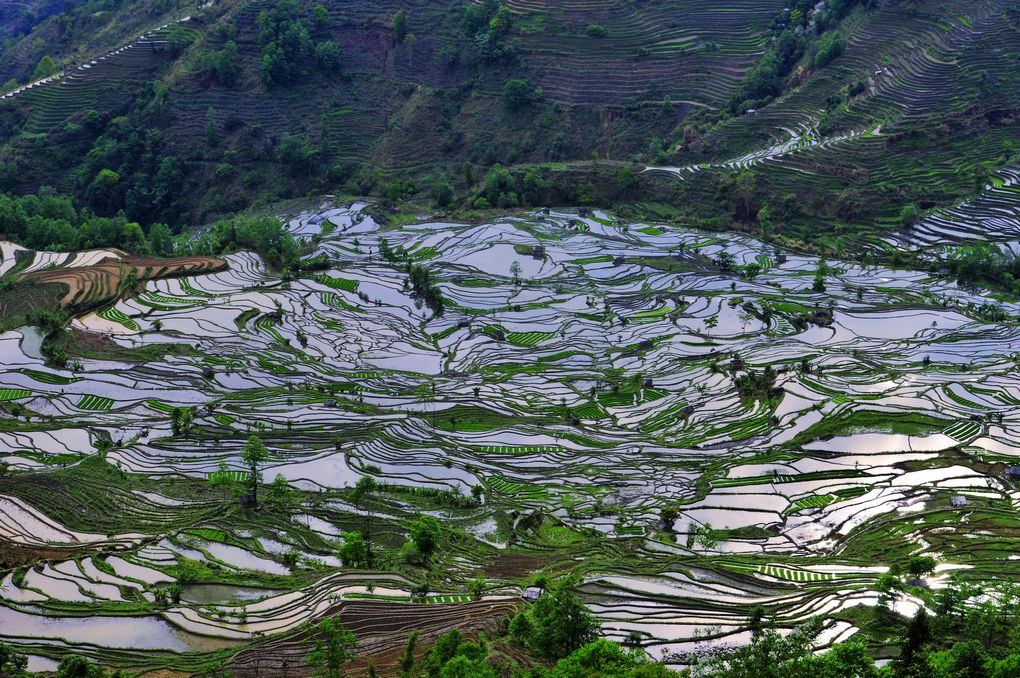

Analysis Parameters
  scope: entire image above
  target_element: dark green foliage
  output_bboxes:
[257,0,336,87]
[906,555,936,577]
[211,40,239,87]
[408,264,445,316]
[304,615,357,678]
[315,40,342,73]
[32,55,58,80]
[503,79,540,111]
[813,31,844,68]
[409,514,442,561]
[731,1,863,111]
[0,643,28,677]
[431,175,454,207]
[279,134,320,177]
[734,366,778,402]
[337,531,369,567]
[54,655,110,677]
[900,203,920,227]
[392,10,408,44]
[0,190,173,255]
[944,243,1020,298]
[531,639,674,677]
[240,434,269,504]
[190,214,299,269]
[895,609,931,675]
[510,579,599,660]
[479,164,519,207]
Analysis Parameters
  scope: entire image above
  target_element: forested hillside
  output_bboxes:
[0,0,1018,251]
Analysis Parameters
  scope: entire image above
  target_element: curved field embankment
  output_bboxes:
[17,255,228,308]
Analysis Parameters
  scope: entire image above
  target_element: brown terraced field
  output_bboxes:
[18,255,227,307]
[229,598,522,677]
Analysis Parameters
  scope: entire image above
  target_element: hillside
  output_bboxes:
[0,0,778,222]
[1,0,1016,252]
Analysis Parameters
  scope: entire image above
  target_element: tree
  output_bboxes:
[170,406,194,436]
[87,169,122,215]
[261,40,290,86]
[729,171,758,222]
[32,55,58,80]
[814,31,845,68]
[269,473,292,503]
[704,315,718,336]
[214,41,239,87]
[241,434,269,507]
[813,258,828,293]
[147,222,174,257]
[337,531,369,567]
[488,6,512,36]
[279,134,319,176]
[900,203,920,227]
[399,630,419,674]
[315,41,342,72]
[410,515,442,563]
[468,577,486,600]
[0,643,27,676]
[896,608,932,674]
[392,10,408,43]
[438,655,497,678]
[503,79,538,111]
[54,655,107,677]
[543,639,672,677]
[907,555,937,578]
[758,206,773,241]
[305,615,358,678]
[431,175,454,208]
[516,579,600,660]
[313,4,330,34]
[209,459,234,499]
[510,261,522,285]
[350,476,377,565]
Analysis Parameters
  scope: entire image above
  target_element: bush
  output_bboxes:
[32,55,58,80]
[392,10,408,43]
[900,203,920,227]
[503,79,539,111]
[586,24,608,37]
[510,579,599,660]
[315,40,341,72]
[431,175,454,207]
[814,31,845,68]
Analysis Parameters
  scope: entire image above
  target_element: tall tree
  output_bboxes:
[350,476,377,565]
[241,434,269,507]
[305,616,357,678]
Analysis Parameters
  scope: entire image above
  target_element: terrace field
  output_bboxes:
[1,201,1020,673]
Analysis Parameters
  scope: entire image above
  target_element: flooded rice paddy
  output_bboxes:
[2,202,1020,668]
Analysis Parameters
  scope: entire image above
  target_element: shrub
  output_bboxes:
[503,79,539,111]
[814,31,845,68]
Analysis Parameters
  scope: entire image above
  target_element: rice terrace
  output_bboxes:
[4,0,1020,676]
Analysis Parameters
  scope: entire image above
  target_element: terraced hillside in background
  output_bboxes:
[0,0,1019,250]
[2,202,1020,673]
[642,0,1020,248]
[0,0,773,223]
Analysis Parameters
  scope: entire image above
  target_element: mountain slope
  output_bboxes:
[0,0,1019,254]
